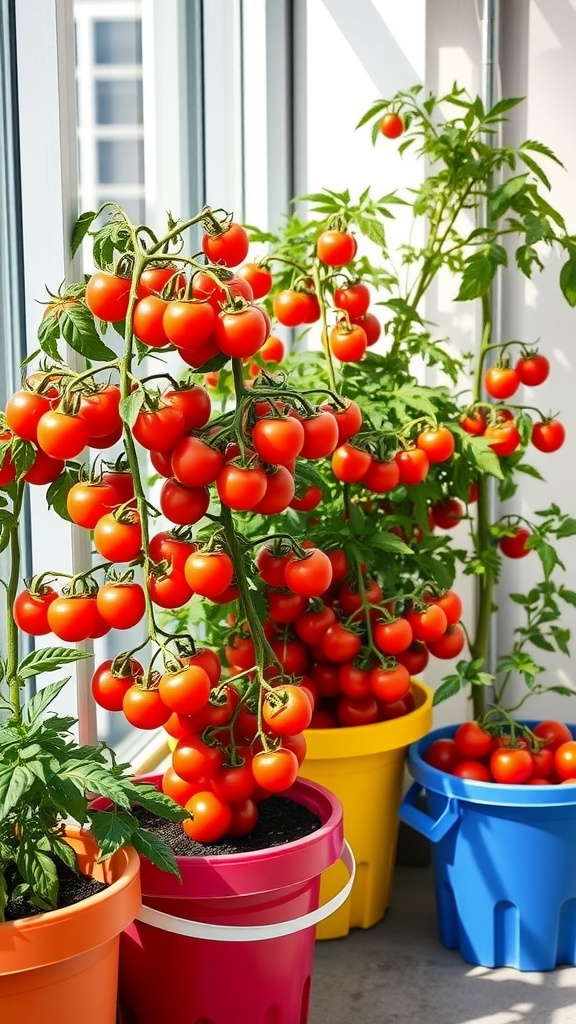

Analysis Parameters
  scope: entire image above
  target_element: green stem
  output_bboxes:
[311,264,339,395]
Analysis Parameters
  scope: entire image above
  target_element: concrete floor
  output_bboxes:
[309,863,576,1024]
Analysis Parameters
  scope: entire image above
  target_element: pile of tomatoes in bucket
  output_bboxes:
[425,718,576,784]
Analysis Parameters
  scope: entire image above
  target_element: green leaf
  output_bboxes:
[119,389,144,429]
[432,674,464,705]
[71,210,97,257]
[369,532,413,555]
[126,781,188,820]
[559,587,576,608]
[489,174,529,218]
[62,763,132,807]
[89,810,135,859]
[17,845,59,909]
[36,315,63,362]
[60,304,118,361]
[556,517,576,539]
[46,465,80,522]
[131,829,181,878]
[19,647,91,682]
[560,249,576,307]
[529,538,559,580]
[0,764,36,815]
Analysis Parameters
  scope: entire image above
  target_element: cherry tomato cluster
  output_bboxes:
[90,644,312,843]
[221,546,468,730]
[425,718,576,785]
[466,349,565,459]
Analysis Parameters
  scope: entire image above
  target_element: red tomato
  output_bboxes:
[333,281,370,318]
[424,737,459,773]
[23,449,65,485]
[394,448,429,485]
[515,352,549,386]
[162,384,211,430]
[406,604,448,643]
[533,720,573,751]
[183,791,232,842]
[148,568,193,609]
[453,760,492,782]
[5,389,51,441]
[490,747,533,784]
[236,262,272,299]
[459,409,486,435]
[454,721,493,760]
[96,582,146,630]
[36,410,89,460]
[273,289,313,327]
[158,664,211,715]
[416,426,455,464]
[425,589,462,626]
[66,480,120,529]
[251,748,299,792]
[297,410,339,459]
[161,767,203,807]
[47,595,99,642]
[331,443,372,483]
[214,306,268,358]
[329,322,367,362]
[396,641,429,676]
[320,399,363,446]
[531,419,565,453]
[351,312,381,346]
[285,547,333,598]
[379,112,404,138]
[554,741,576,781]
[316,230,357,267]
[159,478,210,526]
[363,458,400,493]
[431,497,465,530]
[267,589,309,624]
[484,365,520,400]
[93,513,142,562]
[263,685,312,735]
[289,485,323,512]
[77,385,121,438]
[321,622,363,663]
[426,623,466,660]
[173,735,223,782]
[336,695,380,727]
[254,543,291,588]
[136,264,185,299]
[338,663,372,699]
[373,618,413,656]
[295,603,337,646]
[216,463,268,511]
[171,436,225,488]
[184,550,234,599]
[499,527,531,559]
[133,405,186,452]
[85,271,131,322]
[369,663,411,703]
[201,221,249,268]
[13,587,58,636]
[133,295,170,348]
[252,416,305,465]
[484,421,521,457]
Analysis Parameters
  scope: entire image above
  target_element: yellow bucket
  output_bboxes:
[299,679,433,939]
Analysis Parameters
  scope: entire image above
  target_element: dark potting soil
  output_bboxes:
[132,793,322,857]
[4,861,108,922]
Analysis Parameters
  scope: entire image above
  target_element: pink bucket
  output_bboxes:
[118,776,351,1024]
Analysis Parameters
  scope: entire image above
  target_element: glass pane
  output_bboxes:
[95,193,144,224]
[97,138,144,183]
[94,19,142,64]
[95,78,143,125]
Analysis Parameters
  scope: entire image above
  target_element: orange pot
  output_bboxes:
[0,828,141,1024]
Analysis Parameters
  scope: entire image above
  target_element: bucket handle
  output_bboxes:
[135,840,355,942]
[399,782,460,843]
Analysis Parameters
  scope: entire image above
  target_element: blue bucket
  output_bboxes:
[400,723,576,971]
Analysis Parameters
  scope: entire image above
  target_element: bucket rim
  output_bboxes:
[137,775,344,899]
[407,721,576,808]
